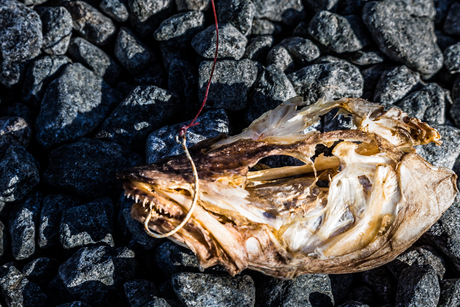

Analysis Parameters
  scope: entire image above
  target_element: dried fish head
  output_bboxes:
[118,97,457,279]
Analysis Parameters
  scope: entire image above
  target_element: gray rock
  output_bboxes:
[287,60,363,105]
[57,245,137,306]
[444,42,460,74]
[124,279,170,307]
[100,0,129,22]
[0,221,6,258]
[360,267,396,305]
[266,46,296,73]
[451,75,460,128]
[21,55,72,107]
[438,279,460,307]
[35,63,123,148]
[251,18,275,35]
[345,14,374,49]
[115,27,156,75]
[95,85,179,152]
[279,37,321,66]
[128,0,172,37]
[374,65,421,104]
[175,0,209,11]
[444,2,460,35]
[363,0,443,79]
[155,241,200,277]
[216,0,256,36]
[146,108,229,163]
[323,108,356,132]
[68,37,121,86]
[60,198,115,249]
[64,1,116,46]
[0,264,47,307]
[304,0,339,11]
[36,6,73,55]
[308,10,362,53]
[57,302,92,307]
[154,11,205,44]
[43,138,142,199]
[9,191,42,260]
[256,274,334,306]
[361,64,389,93]
[172,273,255,307]
[22,257,59,290]
[0,116,32,157]
[396,83,446,125]
[192,23,247,60]
[198,59,258,111]
[246,64,297,123]
[0,0,43,87]
[168,59,199,121]
[347,50,385,66]
[244,35,274,62]
[253,0,303,24]
[0,145,39,203]
[395,266,440,307]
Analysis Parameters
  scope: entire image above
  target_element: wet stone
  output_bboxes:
[60,198,115,249]
[360,266,396,305]
[363,0,442,79]
[246,64,297,124]
[146,108,229,163]
[395,266,440,307]
[124,279,165,307]
[192,23,247,60]
[444,42,460,74]
[115,27,156,75]
[154,11,205,45]
[0,116,32,157]
[154,241,200,278]
[444,2,460,36]
[308,10,362,53]
[172,273,255,307]
[43,138,142,199]
[0,145,39,203]
[100,0,129,22]
[175,0,209,11]
[35,63,123,149]
[279,37,321,66]
[0,0,43,87]
[252,0,303,24]
[244,35,274,62]
[64,1,116,46]
[438,279,460,307]
[198,59,258,111]
[36,6,73,55]
[347,50,385,66]
[68,37,121,86]
[266,46,296,73]
[251,18,275,35]
[22,257,60,290]
[57,245,137,306]
[21,55,72,107]
[9,191,42,260]
[288,60,363,105]
[0,264,47,307]
[216,0,256,36]
[95,85,179,152]
[374,65,421,105]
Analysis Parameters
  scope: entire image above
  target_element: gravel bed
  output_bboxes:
[1,0,460,306]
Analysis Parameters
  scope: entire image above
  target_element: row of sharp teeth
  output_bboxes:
[124,192,166,215]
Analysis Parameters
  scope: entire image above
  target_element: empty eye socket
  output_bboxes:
[358,175,372,191]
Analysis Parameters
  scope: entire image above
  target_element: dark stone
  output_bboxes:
[2,103,36,127]
[21,55,72,107]
[360,266,396,305]
[345,286,373,305]
[95,85,179,152]
[444,42,460,74]
[251,18,275,35]
[266,46,296,73]
[57,245,137,306]
[9,191,42,260]
[444,2,460,35]
[395,266,440,307]
[36,6,73,55]
[216,0,255,36]
[363,0,442,79]
[64,1,116,46]
[0,145,39,203]
[198,59,258,111]
[451,75,460,128]
[0,220,6,258]
[133,62,166,88]
[0,0,43,87]
[100,0,129,22]
[374,65,421,105]
[154,241,200,277]
[347,50,385,66]
[252,0,303,25]
[22,257,59,290]
[345,15,374,49]
[192,23,247,60]
[127,0,172,37]
[35,63,123,149]
[154,11,205,44]
[57,302,93,307]
[172,273,255,307]
[43,138,142,199]
[123,279,165,307]
[244,35,274,62]
[435,30,457,51]
[439,279,460,307]
[0,116,32,157]
[338,301,369,307]
[68,37,121,86]
[279,37,321,66]
[323,107,356,132]
[304,0,338,12]
[175,0,209,11]
[308,10,362,53]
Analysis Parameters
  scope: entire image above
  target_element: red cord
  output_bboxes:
[179,0,219,137]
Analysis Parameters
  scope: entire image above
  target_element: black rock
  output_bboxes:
[21,55,72,107]
[64,0,116,46]
[451,75,460,128]
[308,10,362,53]
[338,302,369,307]
[154,241,200,278]
[444,42,460,74]
[435,30,457,51]
[216,0,255,36]
[395,266,440,307]
[175,0,209,11]
[0,145,39,203]
[323,108,356,132]
[252,0,303,25]
[35,63,123,149]
[56,302,93,307]
[0,0,43,87]
[251,18,275,35]
[244,35,274,62]
[100,0,129,22]
[363,0,442,79]
[95,85,179,152]
[305,0,338,12]
[347,50,385,66]
[198,59,258,111]
[0,116,32,157]
[57,245,137,306]
[345,286,373,305]
[192,23,248,60]
[9,191,42,260]
[0,220,6,258]
[154,11,205,44]
[133,62,166,88]
[438,279,460,307]
[43,138,142,199]
[444,2,460,35]
[266,45,296,73]
[68,37,121,86]
[127,0,172,37]
[361,63,389,93]
[345,15,374,49]
[360,266,396,305]
[373,65,421,105]
[172,273,255,307]
[279,37,321,66]
[36,6,73,55]
[22,257,60,290]
[124,279,170,307]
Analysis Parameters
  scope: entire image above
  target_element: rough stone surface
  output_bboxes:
[0,220,6,258]
[252,0,303,24]
[172,273,255,307]
[100,0,129,22]
[279,37,321,65]
[438,279,460,307]
[444,2,460,36]
[175,0,209,11]
[128,0,172,37]
[450,75,460,128]
[124,279,170,307]
[244,35,274,62]
[251,18,275,35]
[444,42,460,74]
[373,65,421,105]
[155,241,200,277]
[43,138,142,199]
[36,6,73,55]
[22,257,59,291]
[0,116,32,157]
[216,0,255,36]
[198,59,258,111]
[347,50,385,66]
[395,266,440,307]
[266,45,296,73]
[360,267,396,305]
[154,11,205,44]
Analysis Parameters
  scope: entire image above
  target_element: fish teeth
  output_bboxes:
[143,198,148,207]
[135,195,139,203]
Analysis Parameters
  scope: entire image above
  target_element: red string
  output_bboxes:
[179,0,219,137]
